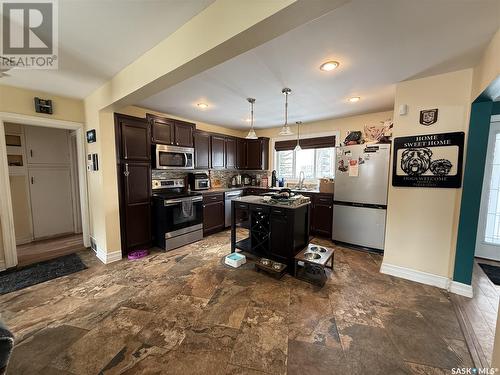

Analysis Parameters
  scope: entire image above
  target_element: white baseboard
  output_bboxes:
[16,236,33,245]
[95,248,122,264]
[380,262,450,289]
[380,262,474,298]
[448,281,473,298]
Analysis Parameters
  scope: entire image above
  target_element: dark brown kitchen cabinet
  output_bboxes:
[114,113,152,256]
[147,113,195,147]
[268,208,290,263]
[211,135,226,169]
[246,138,269,170]
[236,138,247,169]
[310,194,333,238]
[225,137,236,169]
[203,193,225,236]
[193,131,211,169]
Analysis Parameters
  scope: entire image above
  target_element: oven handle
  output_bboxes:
[164,196,203,206]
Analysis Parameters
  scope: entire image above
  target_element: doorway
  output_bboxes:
[476,120,500,261]
[0,113,90,270]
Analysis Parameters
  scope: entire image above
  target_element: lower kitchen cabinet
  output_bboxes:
[311,194,333,238]
[203,193,225,236]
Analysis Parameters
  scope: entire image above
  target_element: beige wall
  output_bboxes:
[383,69,473,278]
[472,27,500,100]
[0,84,84,123]
[0,218,4,269]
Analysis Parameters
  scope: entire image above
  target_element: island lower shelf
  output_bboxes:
[230,196,311,270]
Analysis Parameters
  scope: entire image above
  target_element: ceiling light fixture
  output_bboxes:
[197,103,209,109]
[245,98,257,140]
[294,121,302,152]
[319,61,339,72]
[348,96,360,103]
[279,88,293,136]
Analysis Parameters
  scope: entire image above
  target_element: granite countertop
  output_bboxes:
[232,195,311,209]
[200,186,331,195]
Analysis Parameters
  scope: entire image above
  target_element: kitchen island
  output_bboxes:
[230,195,311,271]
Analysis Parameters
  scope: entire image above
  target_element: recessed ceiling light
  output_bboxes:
[319,61,339,72]
[348,96,360,103]
[197,103,208,109]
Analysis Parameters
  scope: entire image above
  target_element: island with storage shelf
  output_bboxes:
[230,195,311,271]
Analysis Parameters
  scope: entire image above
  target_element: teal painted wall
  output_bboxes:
[453,101,494,284]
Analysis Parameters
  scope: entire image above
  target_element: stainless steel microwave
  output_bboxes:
[154,144,194,170]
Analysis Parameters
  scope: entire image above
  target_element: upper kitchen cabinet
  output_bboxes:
[246,138,269,170]
[211,135,226,169]
[236,138,247,169]
[193,131,211,169]
[115,114,150,161]
[147,113,195,147]
[225,137,236,169]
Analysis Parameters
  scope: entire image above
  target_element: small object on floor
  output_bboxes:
[0,319,14,375]
[0,254,87,295]
[478,263,500,285]
[127,249,149,261]
[255,258,287,279]
[225,253,246,268]
[294,243,334,287]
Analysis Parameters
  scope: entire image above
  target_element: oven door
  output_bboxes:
[156,145,194,169]
[164,196,203,236]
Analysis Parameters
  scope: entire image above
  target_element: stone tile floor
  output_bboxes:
[1,230,473,374]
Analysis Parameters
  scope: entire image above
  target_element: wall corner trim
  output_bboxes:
[380,262,450,289]
[95,248,122,264]
[449,281,474,298]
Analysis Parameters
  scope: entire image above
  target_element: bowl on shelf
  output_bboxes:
[303,252,321,260]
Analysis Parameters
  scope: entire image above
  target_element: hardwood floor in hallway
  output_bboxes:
[16,234,86,267]
[1,231,474,374]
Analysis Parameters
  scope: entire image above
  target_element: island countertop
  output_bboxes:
[232,195,311,209]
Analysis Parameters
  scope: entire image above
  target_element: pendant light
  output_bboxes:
[279,88,293,136]
[245,98,257,139]
[294,121,302,152]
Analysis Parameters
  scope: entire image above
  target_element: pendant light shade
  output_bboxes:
[279,88,293,136]
[294,121,302,152]
[245,98,258,139]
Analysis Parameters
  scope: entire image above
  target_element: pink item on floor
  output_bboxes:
[127,249,149,260]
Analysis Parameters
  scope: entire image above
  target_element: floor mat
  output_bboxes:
[478,263,500,285]
[0,254,87,294]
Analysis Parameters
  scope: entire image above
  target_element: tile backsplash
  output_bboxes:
[152,169,270,188]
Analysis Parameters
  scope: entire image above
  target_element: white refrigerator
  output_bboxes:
[332,144,390,251]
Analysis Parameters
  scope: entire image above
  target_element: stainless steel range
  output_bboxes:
[151,178,203,251]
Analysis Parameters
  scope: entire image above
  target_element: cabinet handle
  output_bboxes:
[124,163,130,177]
[31,176,34,184]
[30,149,33,158]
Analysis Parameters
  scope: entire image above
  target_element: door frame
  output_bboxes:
[475,118,500,260]
[0,112,90,270]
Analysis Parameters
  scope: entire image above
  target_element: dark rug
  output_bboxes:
[0,254,87,295]
[478,263,500,285]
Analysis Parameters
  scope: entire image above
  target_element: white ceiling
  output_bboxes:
[1,0,215,98]
[139,0,500,129]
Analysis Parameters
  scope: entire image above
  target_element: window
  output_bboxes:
[484,133,500,244]
[275,147,335,180]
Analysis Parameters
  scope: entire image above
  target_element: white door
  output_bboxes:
[25,126,70,165]
[476,120,500,260]
[29,167,74,239]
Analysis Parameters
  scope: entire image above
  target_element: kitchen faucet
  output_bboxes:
[297,171,305,190]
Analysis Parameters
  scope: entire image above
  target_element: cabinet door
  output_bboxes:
[121,161,151,251]
[151,118,175,145]
[194,132,211,169]
[174,122,194,147]
[25,126,70,165]
[225,137,236,169]
[246,139,261,169]
[203,201,225,235]
[29,168,74,239]
[211,135,226,169]
[312,195,333,237]
[236,139,247,169]
[269,209,290,261]
[119,116,151,161]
